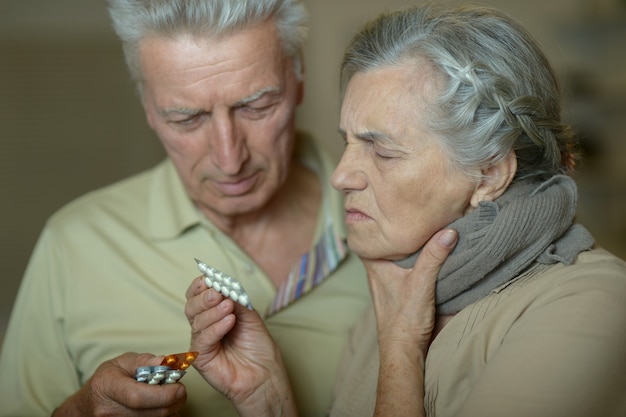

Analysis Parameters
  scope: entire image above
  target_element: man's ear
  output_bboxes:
[145,109,155,131]
[294,54,305,106]
[470,151,517,207]
[140,90,157,131]
[296,79,305,105]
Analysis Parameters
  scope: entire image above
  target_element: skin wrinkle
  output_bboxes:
[139,20,304,238]
[134,19,321,286]
[147,56,282,113]
[159,87,283,122]
[332,61,478,262]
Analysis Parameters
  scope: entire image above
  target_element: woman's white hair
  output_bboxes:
[340,4,577,181]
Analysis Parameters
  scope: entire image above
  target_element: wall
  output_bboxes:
[1,0,625,347]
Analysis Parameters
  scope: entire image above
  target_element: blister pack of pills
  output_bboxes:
[135,365,185,385]
[135,351,198,385]
[195,258,253,310]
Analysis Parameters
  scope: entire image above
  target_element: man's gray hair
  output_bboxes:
[108,0,308,90]
[341,4,577,181]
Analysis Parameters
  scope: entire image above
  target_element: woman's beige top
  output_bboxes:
[330,248,626,417]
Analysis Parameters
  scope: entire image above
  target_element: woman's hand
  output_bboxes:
[184,276,297,417]
[364,228,457,349]
[362,228,458,417]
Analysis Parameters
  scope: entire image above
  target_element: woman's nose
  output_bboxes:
[331,147,366,192]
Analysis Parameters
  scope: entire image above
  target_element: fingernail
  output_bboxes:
[439,229,458,247]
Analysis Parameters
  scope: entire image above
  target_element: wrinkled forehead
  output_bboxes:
[340,63,443,151]
[137,20,290,83]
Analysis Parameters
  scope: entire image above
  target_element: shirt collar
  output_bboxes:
[146,132,346,242]
[148,159,201,240]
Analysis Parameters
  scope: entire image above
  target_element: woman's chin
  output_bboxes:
[347,243,411,262]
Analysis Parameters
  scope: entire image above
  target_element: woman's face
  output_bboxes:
[332,62,479,261]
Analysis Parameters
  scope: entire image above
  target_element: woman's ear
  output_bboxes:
[470,151,517,207]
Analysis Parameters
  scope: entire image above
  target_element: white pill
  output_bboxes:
[238,294,249,306]
[196,259,253,310]
[135,367,151,382]
[148,372,165,385]
[196,260,208,274]
[165,370,182,383]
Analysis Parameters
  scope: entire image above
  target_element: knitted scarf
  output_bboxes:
[394,175,595,315]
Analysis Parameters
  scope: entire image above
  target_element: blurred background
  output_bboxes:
[1,0,625,346]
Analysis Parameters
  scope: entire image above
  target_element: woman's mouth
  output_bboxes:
[345,208,371,223]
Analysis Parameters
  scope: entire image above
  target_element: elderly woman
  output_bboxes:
[185,4,626,417]
[328,5,626,416]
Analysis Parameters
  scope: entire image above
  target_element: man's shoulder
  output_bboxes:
[46,163,163,231]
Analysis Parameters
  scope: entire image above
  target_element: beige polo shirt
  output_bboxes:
[0,133,371,417]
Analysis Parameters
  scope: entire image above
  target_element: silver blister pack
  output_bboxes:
[195,258,253,310]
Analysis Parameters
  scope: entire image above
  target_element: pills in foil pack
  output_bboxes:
[195,258,253,310]
[135,351,198,385]
[135,365,186,385]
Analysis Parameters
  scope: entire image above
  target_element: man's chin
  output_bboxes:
[210,192,275,217]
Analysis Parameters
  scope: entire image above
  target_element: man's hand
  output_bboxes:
[185,276,297,417]
[52,352,186,417]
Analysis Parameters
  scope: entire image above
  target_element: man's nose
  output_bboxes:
[210,114,249,175]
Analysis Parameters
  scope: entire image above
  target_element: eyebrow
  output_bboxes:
[235,86,281,106]
[159,86,282,117]
[160,107,204,117]
[337,127,394,144]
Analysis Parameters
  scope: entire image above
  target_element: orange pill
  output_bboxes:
[160,351,199,370]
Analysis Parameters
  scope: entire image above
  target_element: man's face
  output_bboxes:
[139,21,303,227]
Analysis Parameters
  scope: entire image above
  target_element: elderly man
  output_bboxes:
[0,1,369,416]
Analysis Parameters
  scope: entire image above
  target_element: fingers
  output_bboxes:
[110,375,186,410]
[192,299,236,342]
[185,276,238,354]
[409,229,457,305]
[185,275,209,300]
[412,229,457,283]
[82,352,186,416]
[369,229,458,348]
[416,228,458,270]
[185,275,228,325]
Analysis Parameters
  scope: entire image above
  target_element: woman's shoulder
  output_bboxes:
[547,247,626,290]
[576,246,626,269]
[497,247,626,316]
[428,246,626,417]
[440,247,626,346]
